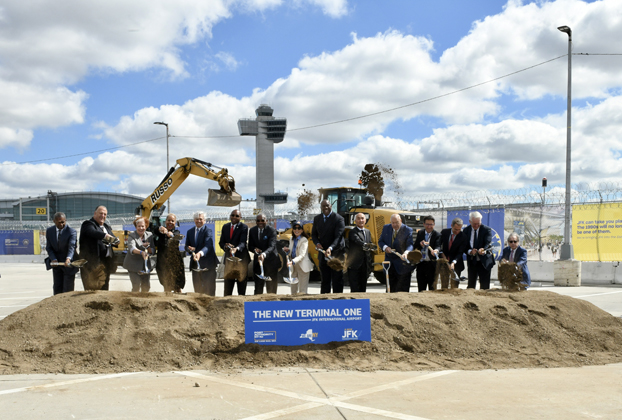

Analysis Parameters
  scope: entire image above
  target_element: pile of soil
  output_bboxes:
[1,290,621,375]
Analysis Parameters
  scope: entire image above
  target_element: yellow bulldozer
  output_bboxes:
[278,186,425,284]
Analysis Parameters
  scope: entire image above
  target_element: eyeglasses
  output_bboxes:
[293,227,302,230]
[256,219,265,222]
[508,240,518,243]
[230,214,240,217]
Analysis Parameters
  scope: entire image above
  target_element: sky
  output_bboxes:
[0,0,621,213]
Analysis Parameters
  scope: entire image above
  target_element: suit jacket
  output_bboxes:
[288,236,313,273]
[439,228,469,273]
[311,212,345,255]
[414,229,441,261]
[248,225,279,270]
[123,231,155,273]
[501,246,531,285]
[154,227,181,257]
[45,225,77,272]
[219,222,250,262]
[79,218,115,271]
[463,224,495,270]
[185,225,217,270]
[346,227,372,272]
[378,224,414,275]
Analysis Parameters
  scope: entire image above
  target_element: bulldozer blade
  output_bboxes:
[207,189,242,207]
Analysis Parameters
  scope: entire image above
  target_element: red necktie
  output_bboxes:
[449,234,454,250]
[510,249,515,262]
[230,224,234,238]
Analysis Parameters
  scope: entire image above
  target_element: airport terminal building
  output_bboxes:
[0,191,143,223]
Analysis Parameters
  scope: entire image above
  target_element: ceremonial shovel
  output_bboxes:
[50,259,88,268]
[191,252,209,272]
[255,252,271,281]
[283,256,299,285]
[383,261,391,293]
[138,257,152,275]
[226,246,242,263]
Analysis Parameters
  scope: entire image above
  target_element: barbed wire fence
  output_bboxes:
[2,182,621,234]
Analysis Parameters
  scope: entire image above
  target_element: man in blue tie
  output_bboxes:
[378,214,414,292]
[185,211,218,295]
[45,212,78,295]
[463,211,495,289]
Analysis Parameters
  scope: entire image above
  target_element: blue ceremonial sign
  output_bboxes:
[244,299,371,346]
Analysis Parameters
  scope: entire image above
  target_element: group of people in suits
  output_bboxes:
[45,204,531,296]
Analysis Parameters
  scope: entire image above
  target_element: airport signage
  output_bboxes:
[244,299,371,346]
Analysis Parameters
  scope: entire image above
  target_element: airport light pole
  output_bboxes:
[557,25,573,261]
[154,121,170,213]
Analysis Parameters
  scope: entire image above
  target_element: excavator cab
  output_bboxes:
[318,187,373,218]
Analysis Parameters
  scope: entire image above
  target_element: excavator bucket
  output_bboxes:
[207,189,242,207]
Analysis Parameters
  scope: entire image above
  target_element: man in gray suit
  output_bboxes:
[45,212,77,295]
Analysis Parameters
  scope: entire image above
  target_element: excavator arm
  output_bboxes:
[136,157,242,220]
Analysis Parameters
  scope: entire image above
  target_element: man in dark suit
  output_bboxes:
[45,212,77,295]
[378,214,414,293]
[346,212,372,293]
[154,213,185,293]
[248,213,279,294]
[79,206,117,290]
[414,215,442,292]
[185,211,218,295]
[312,199,346,294]
[439,217,469,287]
[463,211,495,290]
[500,233,531,288]
[219,209,250,296]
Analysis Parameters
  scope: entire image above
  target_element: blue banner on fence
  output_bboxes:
[0,230,35,255]
[447,209,505,260]
[245,299,371,346]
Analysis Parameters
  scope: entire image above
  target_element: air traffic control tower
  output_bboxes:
[238,105,287,214]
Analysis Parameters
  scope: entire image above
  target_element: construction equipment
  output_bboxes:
[135,157,242,220]
[277,186,425,284]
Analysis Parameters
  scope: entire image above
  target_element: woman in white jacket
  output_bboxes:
[283,221,313,294]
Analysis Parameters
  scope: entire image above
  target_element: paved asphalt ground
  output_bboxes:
[1,263,621,420]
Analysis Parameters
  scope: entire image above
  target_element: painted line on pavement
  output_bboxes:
[177,370,449,420]
[0,372,140,396]
[0,296,49,301]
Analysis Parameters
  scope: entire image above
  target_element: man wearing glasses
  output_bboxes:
[219,209,250,296]
[500,233,531,289]
[248,214,279,294]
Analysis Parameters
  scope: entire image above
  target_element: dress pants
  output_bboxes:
[416,260,437,292]
[388,265,412,293]
[467,258,491,290]
[52,267,75,295]
[347,264,368,293]
[253,262,278,294]
[224,278,247,296]
[129,271,151,293]
[289,264,310,294]
[319,254,343,294]
[192,270,216,295]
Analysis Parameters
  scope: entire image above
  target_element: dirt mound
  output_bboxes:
[1,290,621,374]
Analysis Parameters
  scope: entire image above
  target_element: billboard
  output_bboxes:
[573,203,622,261]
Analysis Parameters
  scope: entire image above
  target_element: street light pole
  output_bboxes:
[557,25,573,261]
[154,121,170,213]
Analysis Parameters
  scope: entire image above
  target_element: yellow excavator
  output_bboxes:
[113,157,241,267]
[135,157,242,219]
